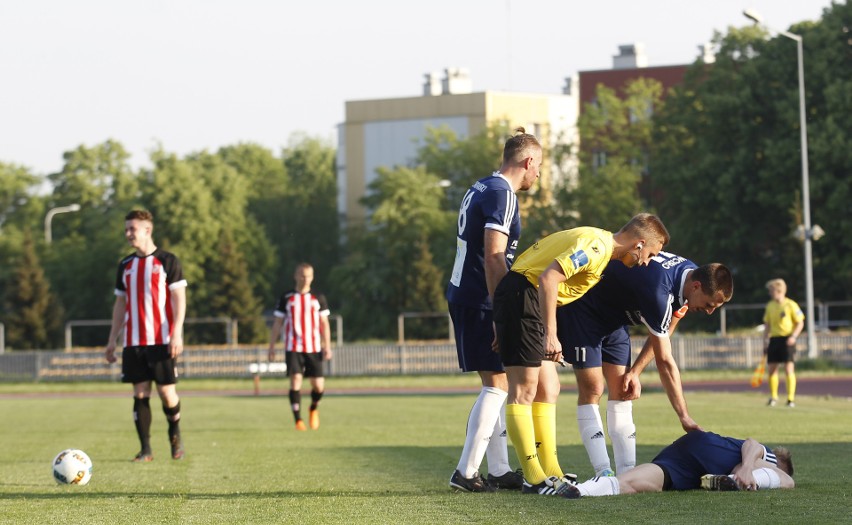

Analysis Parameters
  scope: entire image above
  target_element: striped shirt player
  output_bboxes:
[115,249,187,348]
[105,210,188,462]
[268,263,332,431]
[273,289,330,354]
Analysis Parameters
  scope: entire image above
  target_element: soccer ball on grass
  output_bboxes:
[52,449,93,485]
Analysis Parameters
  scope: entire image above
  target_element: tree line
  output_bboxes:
[1,3,848,349]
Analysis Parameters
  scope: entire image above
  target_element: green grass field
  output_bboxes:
[1,375,850,524]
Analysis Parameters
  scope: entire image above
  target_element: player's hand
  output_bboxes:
[786,336,797,346]
[731,466,758,491]
[322,346,333,361]
[268,348,276,362]
[622,371,642,400]
[169,335,183,358]
[680,416,703,433]
[105,344,117,364]
[543,331,562,362]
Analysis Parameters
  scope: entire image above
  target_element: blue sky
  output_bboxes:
[0,0,829,175]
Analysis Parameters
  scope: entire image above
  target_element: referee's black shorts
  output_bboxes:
[766,336,796,363]
[493,271,545,368]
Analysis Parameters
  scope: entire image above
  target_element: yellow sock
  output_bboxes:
[787,373,796,402]
[769,373,779,400]
[532,402,563,478]
[506,403,547,484]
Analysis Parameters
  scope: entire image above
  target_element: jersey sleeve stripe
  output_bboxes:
[503,190,517,229]
[168,279,188,290]
[485,222,510,235]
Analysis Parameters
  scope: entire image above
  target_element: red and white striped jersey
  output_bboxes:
[273,290,330,353]
[114,249,187,347]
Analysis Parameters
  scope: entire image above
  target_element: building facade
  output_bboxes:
[337,68,578,226]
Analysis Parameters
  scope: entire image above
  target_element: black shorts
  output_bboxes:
[286,351,325,378]
[767,336,796,363]
[121,345,178,385]
[493,271,545,368]
[448,302,504,373]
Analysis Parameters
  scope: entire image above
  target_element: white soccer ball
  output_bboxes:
[52,449,93,485]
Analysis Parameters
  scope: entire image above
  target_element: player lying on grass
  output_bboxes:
[564,430,794,498]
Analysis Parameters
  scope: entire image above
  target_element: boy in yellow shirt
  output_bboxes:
[763,278,805,407]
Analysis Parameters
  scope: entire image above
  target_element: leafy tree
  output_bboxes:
[1,230,64,349]
[331,166,454,340]
[279,134,340,295]
[204,227,266,343]
[416,123,510,210]
[653,3,851,319]
[42,141,139,341]
[573,79,663,230]
[218,143,289,301]
[0,162,43,231]
[416,121,569,250]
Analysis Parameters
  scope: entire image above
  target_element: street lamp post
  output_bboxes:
[44,204,81,244]
[743,8,818,358]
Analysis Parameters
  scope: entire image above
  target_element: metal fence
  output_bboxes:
[2,334,850,382]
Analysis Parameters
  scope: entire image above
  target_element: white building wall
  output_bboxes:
[335,122,347,217]
[362,116,470,187]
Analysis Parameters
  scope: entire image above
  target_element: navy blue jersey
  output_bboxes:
[567,251,697,337]
[652,431,776,490]
[446,173,520,309]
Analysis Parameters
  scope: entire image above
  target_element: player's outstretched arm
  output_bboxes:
[650,333,701,432]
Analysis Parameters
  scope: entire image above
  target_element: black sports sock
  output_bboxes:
[133,397,152,453]
[310,389,324,411]
[162,401,181,442]
[289,389,302,422]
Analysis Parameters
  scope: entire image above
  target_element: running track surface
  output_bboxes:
[2,376,851,399]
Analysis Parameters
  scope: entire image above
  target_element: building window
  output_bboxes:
[592,150,607,174]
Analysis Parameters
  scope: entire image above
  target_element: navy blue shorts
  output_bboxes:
[556,304,631,369]
[448,303,504,372]
[651,431,746,490]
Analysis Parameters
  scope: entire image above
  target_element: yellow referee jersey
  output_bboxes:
[763,298,805,337]
[510,227,613,306]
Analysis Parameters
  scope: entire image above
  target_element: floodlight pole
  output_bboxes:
[743,9,817,358]
[44,204,81,244]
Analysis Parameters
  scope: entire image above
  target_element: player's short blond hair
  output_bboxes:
[766,278,787,294]
[618,213,670,247]
[773,446,794,476]
[503,126,541,163]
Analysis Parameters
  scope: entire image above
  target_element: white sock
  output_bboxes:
[577,404,611,475]
[607,400,636,475]
[485,399,512,476]
[577,475,621,497]
[456,387,507,478]
[753,468,781,489]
